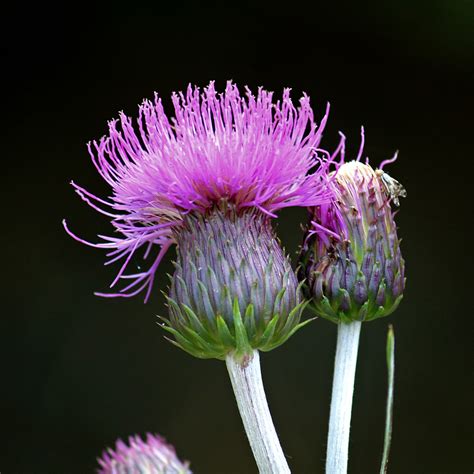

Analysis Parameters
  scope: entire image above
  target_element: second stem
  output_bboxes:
[326,321,362,474]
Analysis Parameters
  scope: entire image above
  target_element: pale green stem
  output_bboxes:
[326,321,362,474]
[226,350,290,474]
[380,325,395,473]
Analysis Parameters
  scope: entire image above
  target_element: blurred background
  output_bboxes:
[2,1,473,473]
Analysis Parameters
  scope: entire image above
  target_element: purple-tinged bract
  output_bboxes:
[97,433,191,474]
[164,205,308,360]
[299,137,406,323]
[64,81,332,301]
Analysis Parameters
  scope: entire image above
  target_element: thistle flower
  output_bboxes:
[300,136,406,323]
[97,433,191,474]
[64,81,334,359]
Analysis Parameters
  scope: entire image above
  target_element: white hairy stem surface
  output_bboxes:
[326,321,362,474]
[226,350,290,474]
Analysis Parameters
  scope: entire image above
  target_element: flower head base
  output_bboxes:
[64,81,333,301]
[97,433,191,474]
[300,156,406,323]
[162,204,309,360]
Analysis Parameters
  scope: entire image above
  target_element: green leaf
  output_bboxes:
[380,324,395,474]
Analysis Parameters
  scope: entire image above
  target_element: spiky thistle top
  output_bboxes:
[64,81,333,301]
[97,433,191,474]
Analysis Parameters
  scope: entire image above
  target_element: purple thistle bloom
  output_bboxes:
[299,129,406,322]
[64,81,333,302]
[97,433,191,474]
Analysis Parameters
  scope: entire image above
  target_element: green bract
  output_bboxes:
[160,207,310,360]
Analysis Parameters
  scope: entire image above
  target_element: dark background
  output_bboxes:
[2,2,473,473]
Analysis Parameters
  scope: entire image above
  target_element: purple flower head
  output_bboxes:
[97,433,191,474]
[64,81,334,301]
[299,129,406,323]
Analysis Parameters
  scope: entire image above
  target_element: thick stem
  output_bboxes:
[226,350,290,474]
[326,321,362,474]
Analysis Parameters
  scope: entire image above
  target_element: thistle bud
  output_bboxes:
[300,160,405,323]
[162,206,307,360]
[97,433,191,474]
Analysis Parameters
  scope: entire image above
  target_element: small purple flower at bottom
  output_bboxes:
[97,433,191,474]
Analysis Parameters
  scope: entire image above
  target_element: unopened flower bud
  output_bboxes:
[300,160,405,323]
